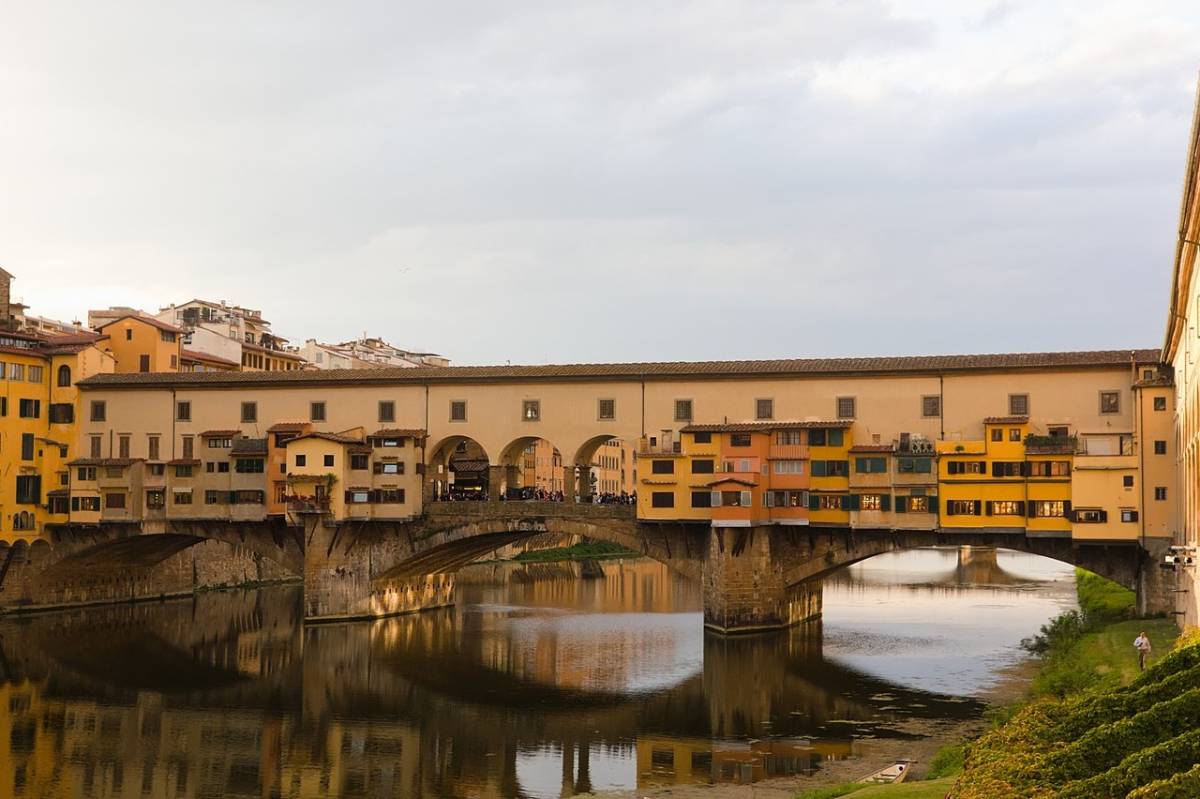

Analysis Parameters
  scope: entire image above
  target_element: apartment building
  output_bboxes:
[300,336,448,370]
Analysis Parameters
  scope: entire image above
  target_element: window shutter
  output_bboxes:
[881,494,891,512]
[1100,509,1108,522]
[984,501,992,516]
[228,491,237,504]
[764,492,773,508]
[896,496,908,513]
[1131,510,1139,522]
[741,490,751,507]
[991,462,1002,477]
[812,461,827,477]
[973,500,982,516]
[344,490,353,503]
[808,494,820,511]
[946,501,955,516]
[929,495,939,513]
[711,491,721,508]
[1016,501,1026,516]
[847,493,860,511]
[1027,501,1037,518]
[1021,462,1031,477]
[1064,500,1072,516]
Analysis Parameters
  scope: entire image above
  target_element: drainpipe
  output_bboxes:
[938,373,945,440]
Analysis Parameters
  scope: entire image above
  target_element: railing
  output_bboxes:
[1024,435,1079,455]
[768,444,809,460]
[426,501,635,521]
[287,497,330,513]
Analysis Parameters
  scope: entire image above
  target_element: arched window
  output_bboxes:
[57,364,72,387]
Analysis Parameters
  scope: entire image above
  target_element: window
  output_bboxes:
[946,500,981,516]
[1154,440,1167,455]
[77,466,97,481]
[808,429,826,446]
[1099,391,1120,415]
[206,437,232,449]
[8,363,23,381]
[1075,508,1106,523]
[817,494,846,511]
[148,436,160,460]
[181,436,194,459]
[148,463,165,476]
[346,490,371,504]
[859,494,883,511]
[1009,428,1022,442]
[173,491,193,505]
[310,401,326,422]
[1033,500,1066,518]
[691,431,712,444]
[755,398,774,420]
[18,399,40,418]
[1153,396,1167,411]
[598,399,615,420]
[105,466,123,478]
[378,489,406,504]
[20,433,34,461]
[690,491,712,508]
[811,460,849,477]
[138,354,150,372]
[125,328,133,341]
[205,461,215,473]
[651,460,675,474]
[775,430,803,445]
[72,495,101,512]
[450,400,467,422]
[522,400,540,421]
[989,500,1024,516]
[89,436,102,458]
[236,458,265,473]
[146,490,165,510]
[674,399,693,422]
[766,489,808,508]
[322,454,334,467]
[991,428,1003,442]
[118,435,130,459]
[649,491,675,508]
[204,490,226,505]
[1048,426,1070,438]
[175,465,194,478]
[828,429,844,447]
[351,453,369,470]
[1155,487,1168,501]
[48,403,74,424]
[15,476,41,504]
[1028,461,1070,477]
[104,493,126,509]
[691,459,715,474]
[774,460,804,475]
[232,490,265,504]
[922,396,941,417]
[1121,509,1139,523]
[904,495,931,513]
[946,461,986,475]
[241,402,257,423]
[177,401,191,421]
[855,457,887,474]
[295,454,307,467]
[57,364,72,387]
[373,461,404,475]
[836,397,856,419]
[992,461,1024,477]
[896,457,932,474]
[28,365,43,383]
[1123,475,1134,487]
[1009,394,1029,416]
[729,433,752,447]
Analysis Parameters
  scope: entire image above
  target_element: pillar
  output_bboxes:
[1137,538,1176,617]
[578,464,592,503]
[563,464,577,504]
[702,526,822,633]
[488,465,507,503]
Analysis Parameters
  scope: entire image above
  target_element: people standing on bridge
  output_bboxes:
[1134,631,1152,671]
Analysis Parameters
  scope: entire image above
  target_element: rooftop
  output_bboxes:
[682,421,851,433]
[76,348,1161,389]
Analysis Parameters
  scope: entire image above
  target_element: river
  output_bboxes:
[0,547,1076,797]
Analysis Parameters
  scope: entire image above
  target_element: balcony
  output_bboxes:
[287,496,330,514]
[1024,435,1079,455]
[768,444,809,460]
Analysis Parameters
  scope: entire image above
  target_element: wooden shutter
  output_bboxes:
[1099,509,1108,522]
[808,494,820,511]
[946,501,956,516]
[973,500,982,515]
[984,501,993,516]
[1016,501,1026,516]
[1064,500,1072,516]
[929,496,939,513]
[847,494,860,511]
[881,494,891,512]
[896,496,908,513]
[740,490,752,507]
[711,491,721,508]
[1027,501,1037,518]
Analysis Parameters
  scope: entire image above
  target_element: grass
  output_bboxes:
[511,539,639,563]
[796,779,957,799]
[926,743,965,778]
[1029,618,1179,699]
[1075,567,1137,618]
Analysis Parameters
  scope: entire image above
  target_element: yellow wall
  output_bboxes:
[99,318,181,373]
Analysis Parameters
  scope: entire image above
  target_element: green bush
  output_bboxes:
[1047,660,1200,741]
[794,783,861,799]
[927,743,965,778]
[1020,610,1088,656]
[1054,728,1200,799]
[1075,568,1135,620]
[1126,763,1200,798]
[1129,640,1200,688]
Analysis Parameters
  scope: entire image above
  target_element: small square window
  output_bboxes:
[991,428,1003,442]
[921,396,941,417]
[323,454,334,467]
[598,399,615,420]
[90,400,106,422]
[755,398,773,420]
[450,400,467,422]
[1008,394,1029,416]
[1154,440,1167,455]
[378,401,395,423]
[295,454,307,467]
[1099,391,1120,415]
[241,402,257,423]
[311,401,326,422]
[674,399,693,422]
[522,400,540,422]
[1121,509,1139,523]
[176,401,191,421]
[1153,396,1167,411]
[1155,486,1167,501]
[836,397,856,419]
[1009,428,1021,441]
[1123,475,1134,487]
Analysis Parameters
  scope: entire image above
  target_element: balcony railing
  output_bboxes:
[287,497,331,514]
[1024,435,1079,455]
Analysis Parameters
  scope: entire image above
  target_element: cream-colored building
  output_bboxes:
[300,336,448,370]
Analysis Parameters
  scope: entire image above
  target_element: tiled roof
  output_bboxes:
[289,432,364,445]
[371,428,426,438]
[75,348,1163,389]
[849,444,895,453]
[96,313,184,334]
[199,429,241,437]
[681,420,850,433]
[267,421,310,432]
[983,416,1030,424]
[67,458,142,466]
[705,477,758,487]
[167,458,201,466]
[181,348,240,367]
[231,438,268,455]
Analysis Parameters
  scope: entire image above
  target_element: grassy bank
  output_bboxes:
[798,569,1186,799]
[511,540,639,563]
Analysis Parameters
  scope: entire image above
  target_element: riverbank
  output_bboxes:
[510,540,640,563]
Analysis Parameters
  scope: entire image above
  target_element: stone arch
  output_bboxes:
[570,434,637,500]
[496,435,568,499]
[426,435,493,500]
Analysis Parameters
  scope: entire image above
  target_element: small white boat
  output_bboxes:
[859,761,911,784]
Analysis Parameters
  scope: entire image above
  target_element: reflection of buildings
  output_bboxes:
[636,736,854,787]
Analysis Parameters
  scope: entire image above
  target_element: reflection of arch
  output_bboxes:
[56,364,72,387]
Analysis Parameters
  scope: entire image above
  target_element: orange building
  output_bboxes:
[95,314,183,373]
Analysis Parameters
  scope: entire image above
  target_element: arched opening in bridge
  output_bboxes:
[572,435,637,505]
[498,436,569,501]
[427,435,493,501]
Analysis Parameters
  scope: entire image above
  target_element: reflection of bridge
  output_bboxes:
[0,587,983,798]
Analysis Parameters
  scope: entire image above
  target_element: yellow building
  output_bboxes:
[95,314,183,373]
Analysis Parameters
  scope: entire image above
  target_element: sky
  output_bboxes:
[2,1,1198,365]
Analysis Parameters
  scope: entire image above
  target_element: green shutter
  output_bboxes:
[812,461,827,477]
[881,494,891,512]
[896,496,908,513]
[808,493,820,511]
[847,493,860,511]
[829,430,844,447]
[930,496,939,513]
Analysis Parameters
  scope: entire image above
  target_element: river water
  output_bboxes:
[0,547,1075,798]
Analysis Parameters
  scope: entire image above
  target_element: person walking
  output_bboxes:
[1134,631,1152,671]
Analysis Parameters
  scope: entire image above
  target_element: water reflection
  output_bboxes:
[0,549,1070,798]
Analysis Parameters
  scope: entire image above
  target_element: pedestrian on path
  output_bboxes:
[1134,631,1152,671]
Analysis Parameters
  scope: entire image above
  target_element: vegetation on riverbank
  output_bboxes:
[511,540,639,563]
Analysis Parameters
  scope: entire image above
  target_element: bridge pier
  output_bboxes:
[702,527,821,633]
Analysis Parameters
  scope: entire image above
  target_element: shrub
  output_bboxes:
[1047,660,1200,741]
[1054,728,1200,799]
[927,743,965,778]
[1126,763,1200,798]
[1020,610,1088,656]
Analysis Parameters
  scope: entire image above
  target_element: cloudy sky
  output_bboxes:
[2,2,1198,364]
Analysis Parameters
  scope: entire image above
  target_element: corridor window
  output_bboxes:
[522,400,540,421]
[651,492,674,508]
[598,399,615,420]
[310,401,326,422]
[674,399,693,422]
[922,396,941,417]
[450,400,467,422]
[241,402,257,423]
[1099,391,1120,414]
[836,397,856,419]
[1009,394,1029,416]
[378,401,395,423]
[755,398,774,420]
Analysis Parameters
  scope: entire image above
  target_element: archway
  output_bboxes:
[427,435,493,502]
[497,436,568,501]
[571,435,637,505]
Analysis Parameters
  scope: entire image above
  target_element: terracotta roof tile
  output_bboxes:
[67,458,142,467]
[267,421,311,432]
[199,429,241,437]
[984,416,1030,424]
[289,432,364,445]
[681,420,849,433]
[75,348,1162,389]
[231,438,268,455]
[167,458,201,466]
[97,314,184,334]
[181,348,240,367]
[849,444,895,453]
[371,428,426,438]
